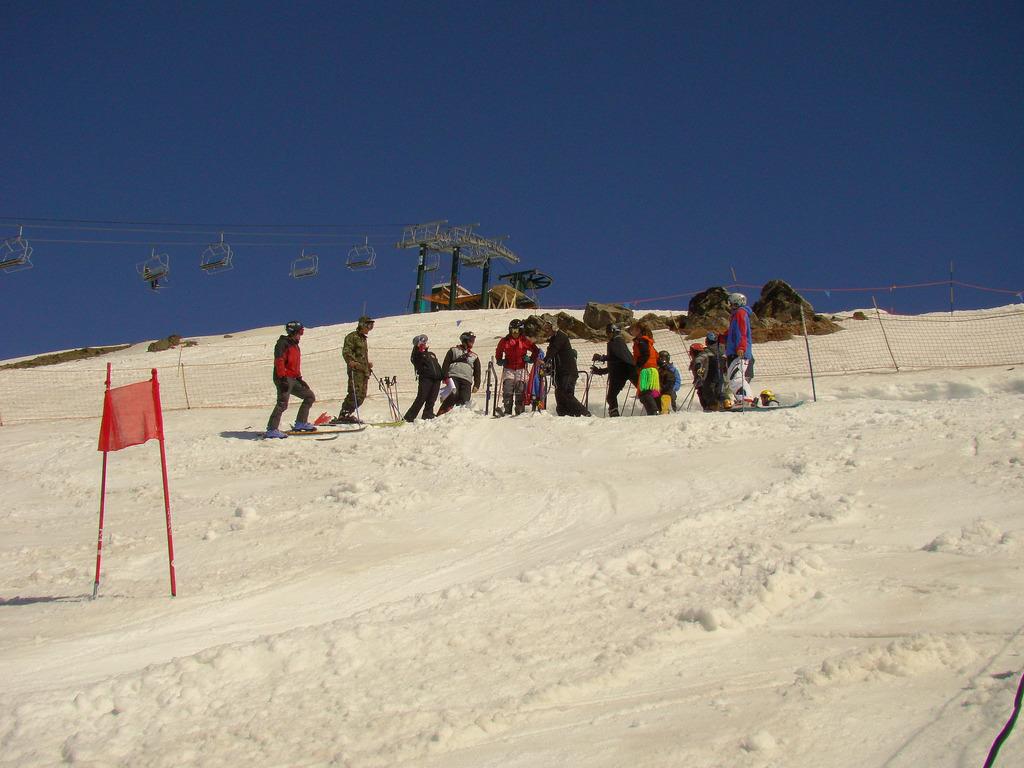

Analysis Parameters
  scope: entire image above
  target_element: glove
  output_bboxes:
[496,358,505,367]
[592,353,606,362]
[523,356,532,365]
[590,365,607,375]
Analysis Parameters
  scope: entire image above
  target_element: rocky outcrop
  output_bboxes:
[525,312,607,341]
[582,302,633,333]
[147,335,198,353]
[752,280,813,323]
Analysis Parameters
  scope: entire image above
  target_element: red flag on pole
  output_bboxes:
[98,378,162,452]
[94,366,176,598]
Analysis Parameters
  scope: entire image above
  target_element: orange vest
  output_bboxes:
[633,335,658,369]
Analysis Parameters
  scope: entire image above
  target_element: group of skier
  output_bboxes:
[265,292,778,436]
[266,315,378,438]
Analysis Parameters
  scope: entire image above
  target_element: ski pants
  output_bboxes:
[501,367,529,414]
[636,390,660,415]
[404,376,441,421]
[340,368,369,416]
[554,372,589,416]
[268,376,315,431]
[727,356,753,401]
[439,377,473,414]
[606,372,630,416]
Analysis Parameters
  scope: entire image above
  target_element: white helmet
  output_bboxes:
[728,292,747,307]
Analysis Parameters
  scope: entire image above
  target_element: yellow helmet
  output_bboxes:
[760,389,774,399]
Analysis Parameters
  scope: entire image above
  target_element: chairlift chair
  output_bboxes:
[0,226,33,273]
[291,249,319,279]
[346,236,376,271]
[200,232,234,273]
[137,248,170,290]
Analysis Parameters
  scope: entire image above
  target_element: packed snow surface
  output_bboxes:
[1,308,1023,768]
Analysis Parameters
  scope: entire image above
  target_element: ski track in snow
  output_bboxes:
[1,311,1023,767]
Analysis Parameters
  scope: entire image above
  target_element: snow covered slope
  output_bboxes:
[1,309,1022,768]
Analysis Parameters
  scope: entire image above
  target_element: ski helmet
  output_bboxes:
[285,321,304,335]
[705,331,719,345]
[760,389,776,404]
[606,322,621,335]
[658,350,671,363]
[412,334,428,347]
[728,292,747,308]
[459,331,476,344]
[357,315,375,328]
[509,319,524,333]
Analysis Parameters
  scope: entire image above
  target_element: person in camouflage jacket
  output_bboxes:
[332,316,374,423]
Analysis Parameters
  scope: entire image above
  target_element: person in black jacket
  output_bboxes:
[542,319,591,417]
[403,334,444,422]
[589,323,637,417]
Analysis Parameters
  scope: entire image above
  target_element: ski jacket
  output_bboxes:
[633,335,658,370]
[273,335,302,380]
[604,334,636,379]
[692,348,724,386]
[658,363,677,394]
[441,345,481,387]
[668,363,682,392]
[343,330,371,372]
[410,348,443,381]
[726,306,753,359]
[495,334,539,370]
[545,329,577,378]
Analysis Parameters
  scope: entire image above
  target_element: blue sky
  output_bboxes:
[1,1,1021,359]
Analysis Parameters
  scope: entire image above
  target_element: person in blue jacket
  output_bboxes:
[725,292,755,405]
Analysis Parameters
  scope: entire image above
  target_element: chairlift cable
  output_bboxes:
[0,222,392,239]
[0,215,402,230]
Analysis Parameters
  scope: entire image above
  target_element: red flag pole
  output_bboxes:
[152,369,177,596]
[92,363,112,599]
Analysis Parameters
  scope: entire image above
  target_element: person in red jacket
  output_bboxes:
[494,318,540,416]
[266,321,316,438]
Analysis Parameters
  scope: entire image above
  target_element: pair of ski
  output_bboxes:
[485,357,549,416]
[724,399,805,413]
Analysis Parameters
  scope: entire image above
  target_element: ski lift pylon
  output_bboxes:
[291,249,319,279]
[346,236,376,271]
[200,232,233,273]
[137,248,170,290]
[0,226,33,273]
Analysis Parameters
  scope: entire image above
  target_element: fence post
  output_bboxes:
[800,305,818,402]
[179,363,192,410]
[872,296,900,372]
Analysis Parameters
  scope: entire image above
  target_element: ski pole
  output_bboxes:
[372,371,399,420]
[682,384,697,411]
[579,369,592,408]
[485,360,493,415]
